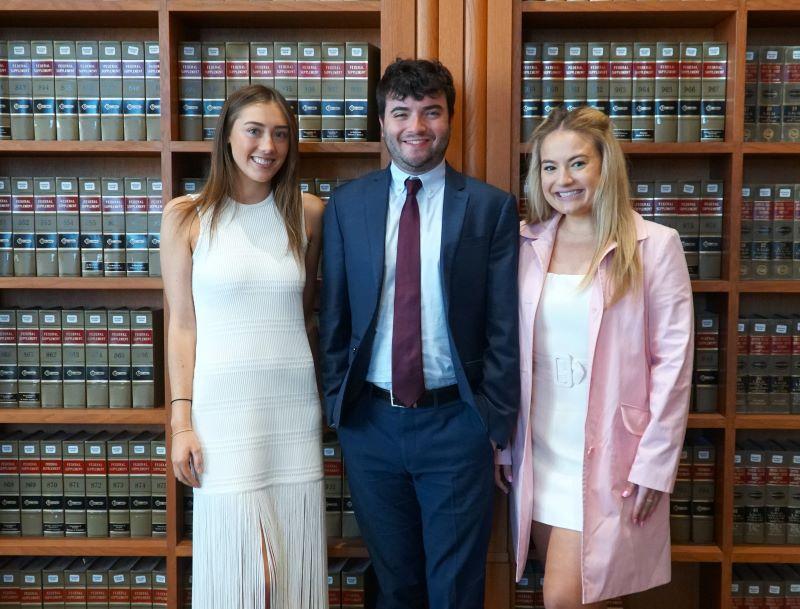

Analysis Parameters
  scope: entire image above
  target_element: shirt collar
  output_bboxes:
[389,160,446,199]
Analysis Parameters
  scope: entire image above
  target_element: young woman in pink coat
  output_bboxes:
[495,106,694,607]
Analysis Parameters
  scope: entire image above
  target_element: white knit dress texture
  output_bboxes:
[190,194,326,609]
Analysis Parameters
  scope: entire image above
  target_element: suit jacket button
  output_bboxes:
[352,347,358,352]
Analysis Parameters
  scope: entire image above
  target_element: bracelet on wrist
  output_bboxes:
[171,398,192,405]
[171,428,194,439]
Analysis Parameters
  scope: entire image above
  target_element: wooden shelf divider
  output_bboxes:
[0,538,168,557]
[0,409,166,425]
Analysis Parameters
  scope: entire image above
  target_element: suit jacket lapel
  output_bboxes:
[364,167,392,289]
[440,164,468,308]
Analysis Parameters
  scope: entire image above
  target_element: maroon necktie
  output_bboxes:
[392,177,425,406]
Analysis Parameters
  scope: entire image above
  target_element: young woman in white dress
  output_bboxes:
[161,85,327,609]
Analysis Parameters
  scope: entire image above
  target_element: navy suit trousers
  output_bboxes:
[337,388,495,609]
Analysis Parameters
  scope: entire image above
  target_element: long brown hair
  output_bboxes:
[174,85,304,260]
[525,106,642,304]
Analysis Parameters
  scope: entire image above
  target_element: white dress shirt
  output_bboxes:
[366,160,456,390]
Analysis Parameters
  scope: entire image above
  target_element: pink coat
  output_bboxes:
[498,212,694,603]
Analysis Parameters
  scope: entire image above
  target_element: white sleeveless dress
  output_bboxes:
[190,194,327,609]
[531,273,591,532]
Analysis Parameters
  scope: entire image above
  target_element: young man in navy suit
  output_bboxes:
[319,59,519,609]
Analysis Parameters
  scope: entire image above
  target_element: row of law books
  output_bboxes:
[736,315,800,414]
[1,176,162,278]
[324,433,360,538]
[0,556,167,608]
[693,311,720,413]
[328,558,375,609]
[0,308,162,410]
[0,430,167,538]
[744,46,800,143]
[521,41,727,143]
[732,565,800,607]
[630,179,724,279]
[734,438,800,545]
[513,560,625,609]
[1,41,160,142]
[740,183,800,281]
[671,435,716,544]
[178,41,379,142]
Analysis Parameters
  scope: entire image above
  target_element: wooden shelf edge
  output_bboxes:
[735,414,800,429]
[0,538,168,556]
[178,538,376,559]
[167,0,380,12]
[671,544,723,562]
[742,143,800,155]
[0,141,162,156]
[738,281,800,293]
[522,0,738,13]
[0,277,164,290]
[692,280,730,293]
[746,0,800,12]
[0,409,166,425]
[688,413,726,429]
[0,0,159,12]
[732,546,800,563]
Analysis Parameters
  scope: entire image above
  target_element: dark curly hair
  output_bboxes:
[376,58,456,119]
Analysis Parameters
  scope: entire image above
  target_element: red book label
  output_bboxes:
[322,62,345,79]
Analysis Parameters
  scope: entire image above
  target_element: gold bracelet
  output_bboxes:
[171,428,194,439]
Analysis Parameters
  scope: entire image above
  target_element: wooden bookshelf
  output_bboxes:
[0,538,168,556]
[0,408,166,425]
[0,277,164,290]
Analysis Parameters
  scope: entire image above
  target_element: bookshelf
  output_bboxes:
[481,0,800,607]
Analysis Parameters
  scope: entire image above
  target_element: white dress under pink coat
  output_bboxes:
[498,211,694,603]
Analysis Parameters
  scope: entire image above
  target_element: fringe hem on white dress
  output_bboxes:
[192,479,328,609]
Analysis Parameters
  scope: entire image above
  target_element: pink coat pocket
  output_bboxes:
[620,402,651,436]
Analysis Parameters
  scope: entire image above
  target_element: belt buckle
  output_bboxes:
[389,388,415,409]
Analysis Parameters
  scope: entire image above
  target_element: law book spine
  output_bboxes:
[733,446,746,542]
[631,43,655,142]
[541,43,564,120]
[744,47,758,142]
[86,556,114,607]
[224,42,249,98]
[144,42,160,142]
[178,42,202,141]
[79,177,103,276]
[694,312,719,413]
[0,310,16,408]
[12,177,35,276]
[328,559,345,609]
[344,43,377,142]
[0,178,10,276]
[655,42,679,143]
[85,437,109,538]
[670,443,691,543]
[342,560,370,609]
[107,436,130,537]
[150,437,165,537]
[788,442,800,542]
[773,185,794,279]
[62,310,86,409]
[8,41,34,140]
[109,557,137,608]
[121,42,146,142]
[131,310,155,408]
[609,43,632,141]
[741,185,754,280]
[152,560,167,609]
[521,43,541,143]
[76,41,100,141]
[108,310,131,408]
[39,309,62,409]
[43,559,70,609]
[124,178,148,277]
[146,178,162,278]
[752,185,774,280]
[54,41,78,141]
[701,42,727,142]
[298,42,322,142]
[31,41,56,141]
[274,42,299,117]
[321,43,345,142]
[0,439,20,535]
[690,439,715,543]
[342,470,359,538]
[85,310,109,408]
[323,436,343,537]
[737,319,750,412]
[19,434,43,536]
[793,319,800,414]
[749,317,771,412]
[99,41,123,141]
[563,43,587,113]
[201,43,225,141]
[62,436,86,536]
[34,177,58,277]
[586,43,609,116]
[249,42,274,90]
[128,436,151,537]
[765,443,789,543]
[771,318,793,413]
[0,45,9,140]
[56,177,80,277]
[758,47,784,142]
[744,442,766,543]
[678,43,702,143]
[102,178,125,277]
[17,310,40,408]
[795,184,800,279]
[783,47,800,142]
[698,180,723,279]
[131,559,155,609]
[41,436,65,536]
[630,181,654,220]
[677,180,700,278]
[653,181,678,231]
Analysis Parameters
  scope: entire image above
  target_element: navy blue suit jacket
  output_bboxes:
[319,164,520,448]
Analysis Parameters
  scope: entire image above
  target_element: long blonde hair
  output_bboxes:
[173,85,304,260]
[525,106,642,304]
